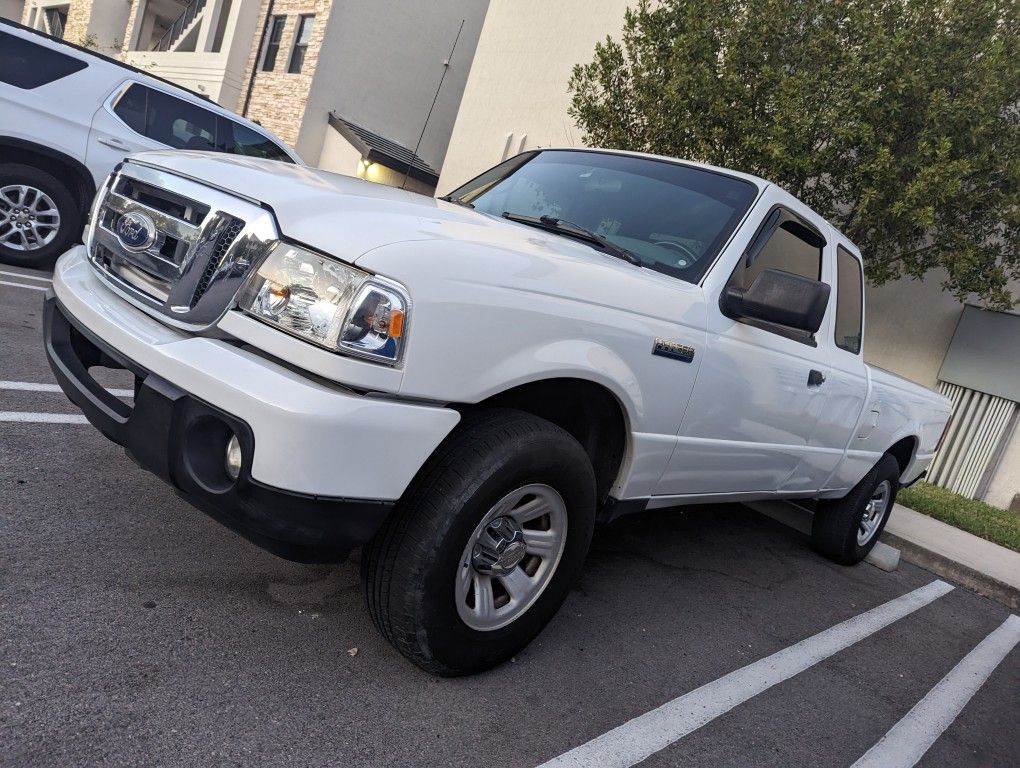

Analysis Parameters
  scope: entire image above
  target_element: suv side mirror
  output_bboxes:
[722,268,831,334]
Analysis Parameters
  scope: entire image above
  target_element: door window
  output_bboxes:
[218,118,293,162]
[735,208,824,289]
[0,31,87,89]
[113,84,218,150]
[724,207,827,342]
[834,246,863,354]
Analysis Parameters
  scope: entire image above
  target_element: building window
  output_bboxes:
[260,15,286,72]
[287,15,315,74]
[44,7,68,38]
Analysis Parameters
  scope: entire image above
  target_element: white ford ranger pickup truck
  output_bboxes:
[44,148,952,675]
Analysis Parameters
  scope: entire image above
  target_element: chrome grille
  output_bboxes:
[87,161,278,330]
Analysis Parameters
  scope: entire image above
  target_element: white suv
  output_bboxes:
[0,19,300,268]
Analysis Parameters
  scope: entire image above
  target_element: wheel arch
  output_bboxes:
[0,137,97,212]
[885,435,918,479]
[462,377,631,505]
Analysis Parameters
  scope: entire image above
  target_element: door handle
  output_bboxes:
[98,136,129,149]
[808,369,826,387]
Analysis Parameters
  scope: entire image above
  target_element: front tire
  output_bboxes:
[0,163,82,269]
[361,409,596,675]
[812,453,900,565]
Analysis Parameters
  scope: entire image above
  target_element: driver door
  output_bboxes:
[653,197,836,497]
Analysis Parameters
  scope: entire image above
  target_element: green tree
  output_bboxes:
[569,0,1019,307]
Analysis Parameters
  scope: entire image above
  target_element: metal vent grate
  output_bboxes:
[191,216,244,305]
[928,381,1018,499]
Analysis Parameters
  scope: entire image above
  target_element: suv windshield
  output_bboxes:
[446,150,759,283]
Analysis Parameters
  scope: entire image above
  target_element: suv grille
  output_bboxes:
[87,162,278,329]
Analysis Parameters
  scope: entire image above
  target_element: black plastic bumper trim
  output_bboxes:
[43,294,392,563]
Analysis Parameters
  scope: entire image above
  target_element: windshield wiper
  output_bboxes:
[501,212,642,266]
[438,194,474,209]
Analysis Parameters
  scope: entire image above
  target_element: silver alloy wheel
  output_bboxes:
[0,184,61,252]
[858,479,891,545]
[455,483,568,631]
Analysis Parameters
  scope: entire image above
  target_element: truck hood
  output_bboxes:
[131,151,702,320]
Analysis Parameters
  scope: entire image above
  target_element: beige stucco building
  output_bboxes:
[19,0,489,192]
[441,0,1019,510]
[1,0,25,22]
[122,0,489,191]
[20,0,129,50]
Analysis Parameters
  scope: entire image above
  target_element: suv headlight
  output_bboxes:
[237,243,409,364]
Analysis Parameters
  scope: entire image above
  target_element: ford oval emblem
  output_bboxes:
[116,210,157,252]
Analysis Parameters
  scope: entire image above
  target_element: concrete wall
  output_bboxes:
[83,0,130,51]
[864,274,1020,509]
[0,0,25,21]
[123,0,259,108]
[437,0,631,192]
[295,0,489,170]
[986,424,1020,511]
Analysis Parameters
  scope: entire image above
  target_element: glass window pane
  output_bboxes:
[454,150,758,284]
[261,16,286,72]
[112,83,147,134]
[743,220,822,288]
[219,118,293,162]
[0,31,87,89]
[835,246,863,354]
[138,87,218,150]
[287,15,314,73]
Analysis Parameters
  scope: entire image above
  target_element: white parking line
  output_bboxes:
[536,580,955,768]
[851,613,1020,768]
[0,411,88,424]
[0,380,134,398]
[0,279,48,292]
[0,269,52,282]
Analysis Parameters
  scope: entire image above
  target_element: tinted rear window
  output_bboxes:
[0,31,88,89]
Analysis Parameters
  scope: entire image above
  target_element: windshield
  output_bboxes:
[446,150,759,283]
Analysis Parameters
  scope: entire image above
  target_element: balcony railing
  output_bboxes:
[151,0,207,52]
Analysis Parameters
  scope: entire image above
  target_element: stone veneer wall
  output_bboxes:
[61,0,94,44]
[236,0,333,148]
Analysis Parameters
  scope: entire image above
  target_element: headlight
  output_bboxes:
[237,243,409,364]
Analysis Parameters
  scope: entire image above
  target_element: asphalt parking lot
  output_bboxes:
[2,265,1018,768]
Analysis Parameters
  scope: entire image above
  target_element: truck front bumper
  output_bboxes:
[44,248,461,562]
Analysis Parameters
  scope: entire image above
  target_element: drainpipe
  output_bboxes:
[241,0,273,118]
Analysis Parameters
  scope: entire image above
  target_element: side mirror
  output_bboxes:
[722,268,830,334]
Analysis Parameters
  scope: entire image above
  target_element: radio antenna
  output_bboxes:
[402,18,465,190]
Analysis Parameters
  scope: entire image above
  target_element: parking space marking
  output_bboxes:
[535,580,955,768]
[0,380,134,397]
[0,279,49,293]
[852,613,1020,768]
[0,269,52,282]
[0,411,88,424]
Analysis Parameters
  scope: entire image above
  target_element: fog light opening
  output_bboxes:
[225,434,242,481]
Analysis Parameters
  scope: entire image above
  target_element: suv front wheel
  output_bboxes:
[361,409,597,676]
[0,163,82,269]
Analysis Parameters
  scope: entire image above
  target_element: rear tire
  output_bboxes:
[0,163,82,270]
[812,453,900,565]
[361,409,596,676]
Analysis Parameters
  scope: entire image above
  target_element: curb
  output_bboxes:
[750,499,1020,612]
[879,530,1019,612]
